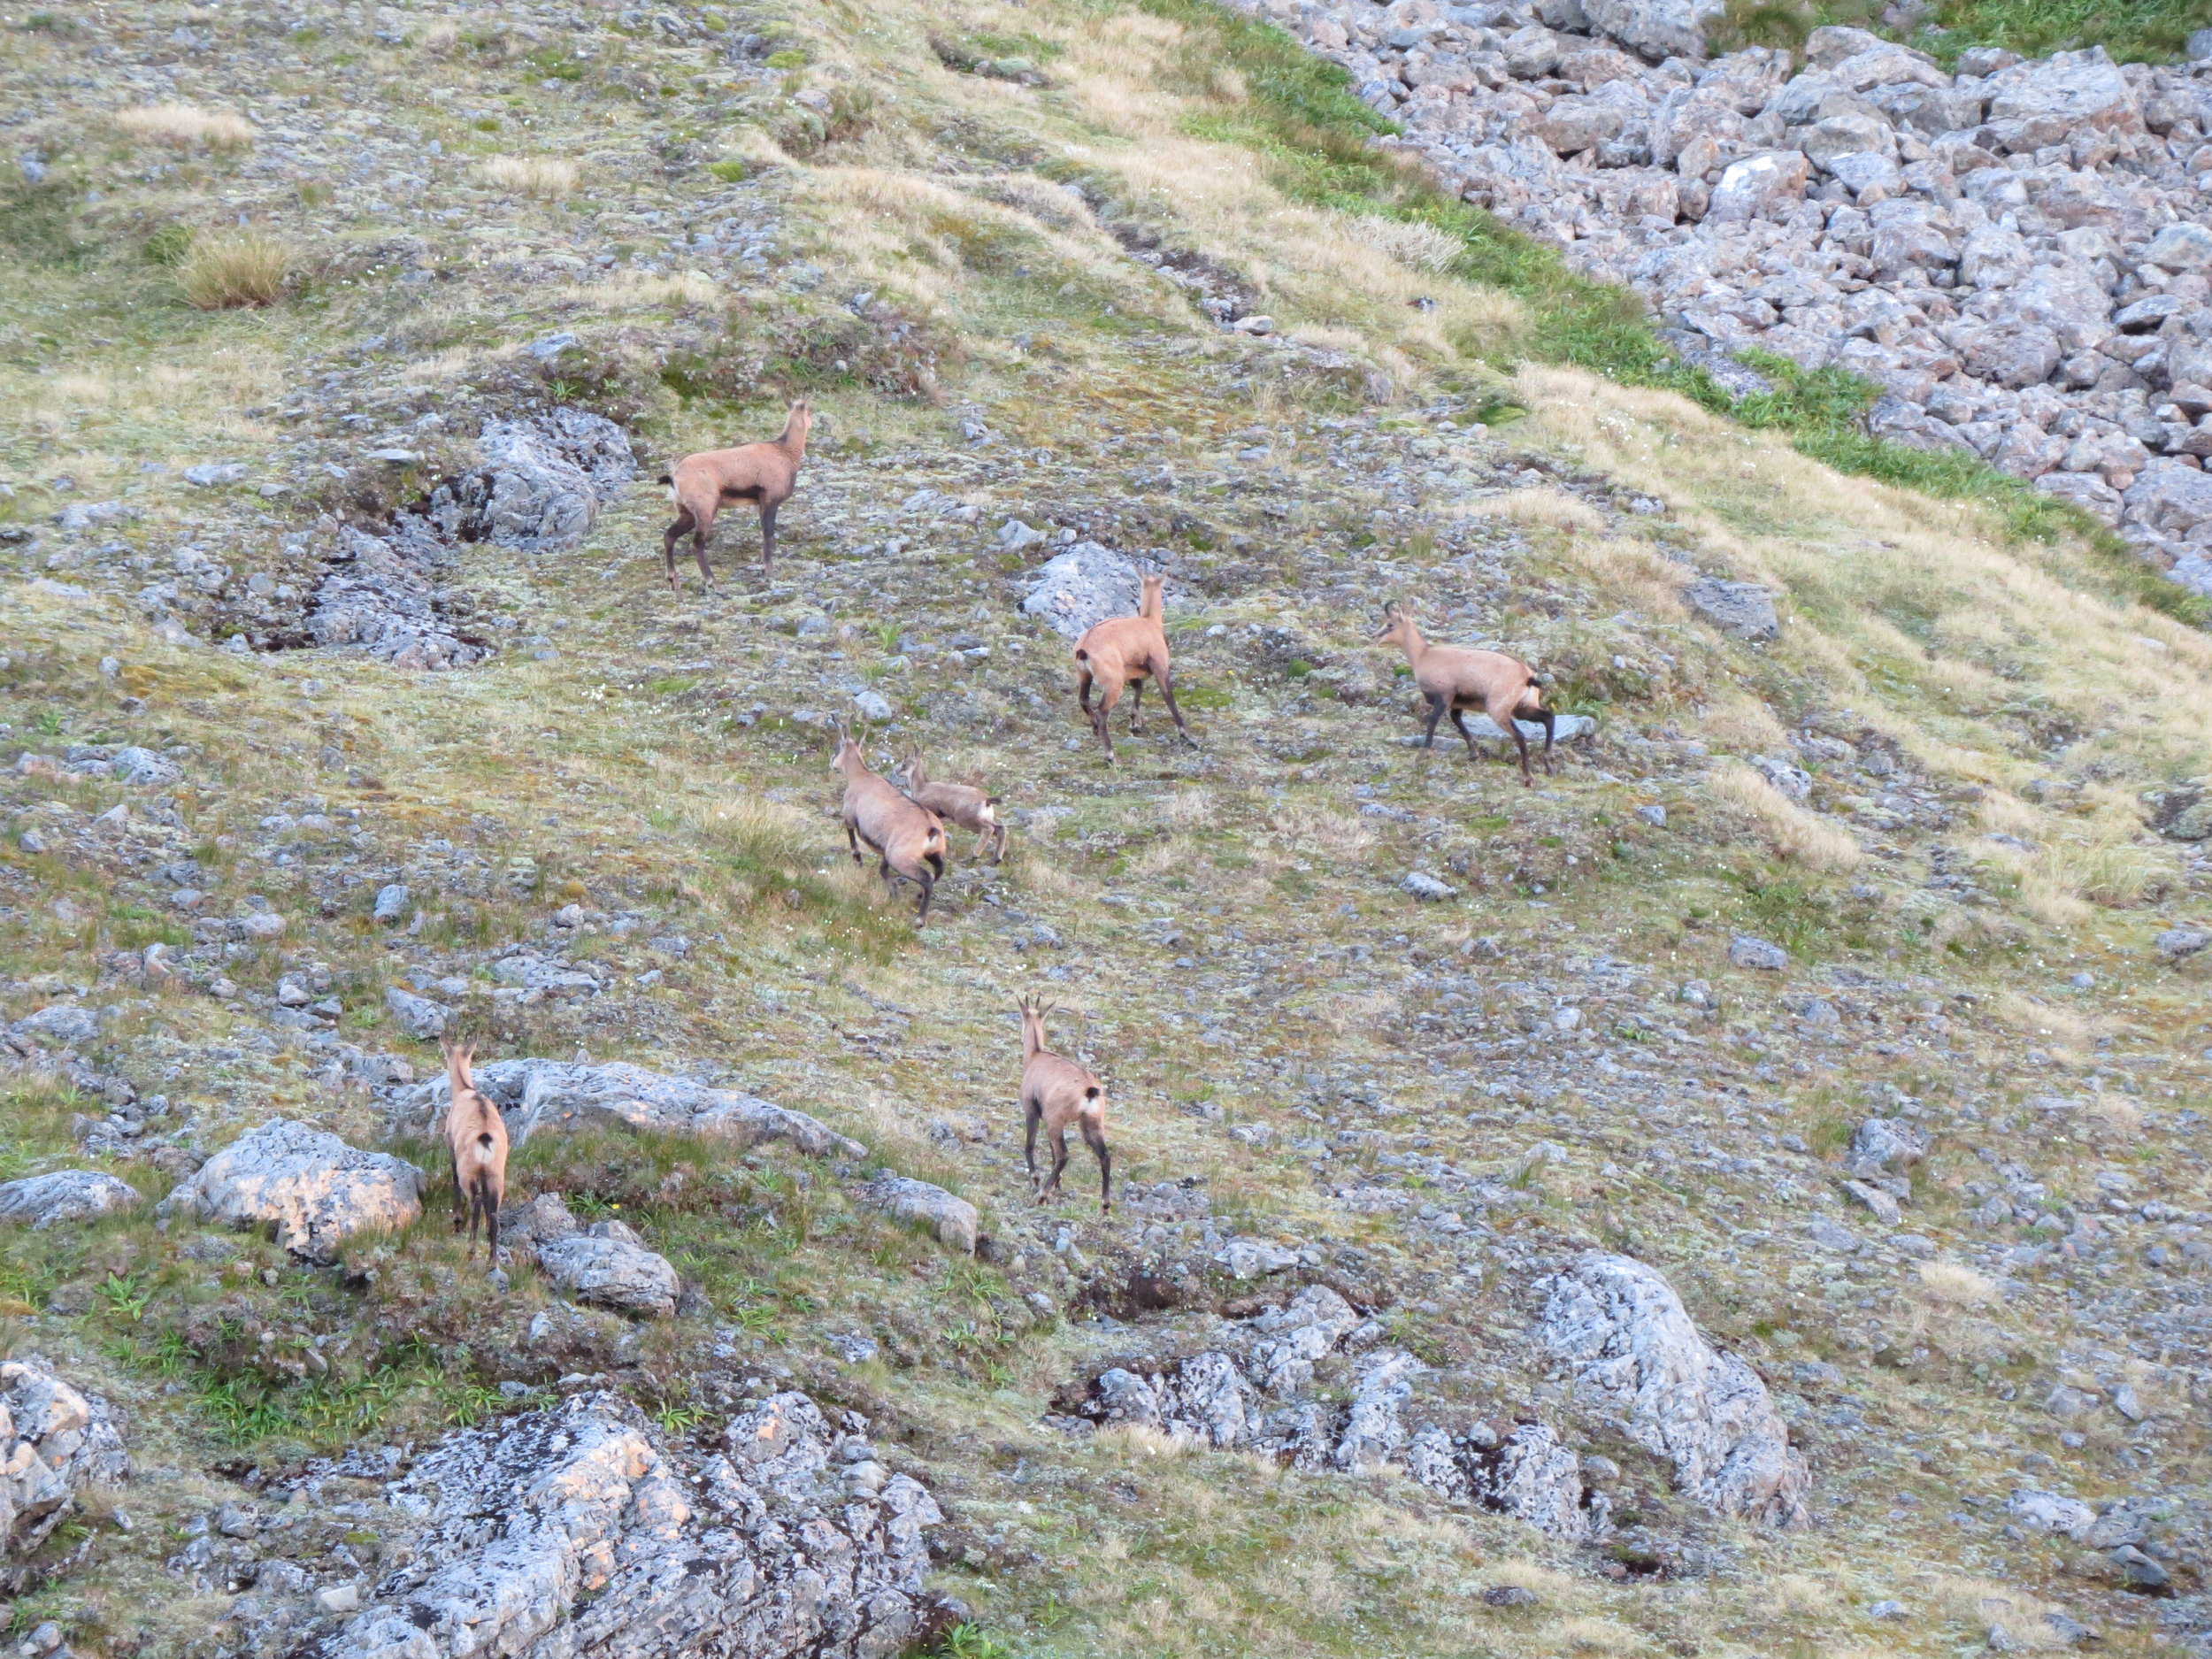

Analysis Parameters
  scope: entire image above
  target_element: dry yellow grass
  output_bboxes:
[1917,1259,1999,1307]
[176,233,291,310]
[115,104,255,150]
[1336,212,1462,273]
[479,156,579,199]
[1479,486,1607,537]
[1707,762,1863,872]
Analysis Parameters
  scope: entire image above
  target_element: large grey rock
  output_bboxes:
[2008,1487,2098,1541]
[317,1390,946,1659]
[1680,579,1778,639]
[1580,0,1723,60]
[1333,1349,1421,1472]
[156,1119,425,1263]
[304,522,491,672]
[429,409,634,552]
[1705,151,1809,223]
[0,1171,141,1229]
[403,1058,864,1158]
[1847,1117,1926,1177]
[1982,48,2141,134]
[0,1358,128,1559]
[1541,1252,1809,1525]
[2124,466,2212,534]
[861,1176,979,1255]
[1404,1420,1607,1542]
[1091,1353,1253,1448]
[1247,1284,1363,1396]
[12,1004,99,1048]
[384,986,451,1040]
[538,1221,681,1318]
[1728,933,1789,971]
[108,747,180,786]
[1020,541,1147,640]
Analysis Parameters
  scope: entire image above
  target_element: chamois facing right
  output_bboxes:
[440,1038,510,1262]
[895,754,1008,864]
[1375,602,1555,785]
[1018,995,1110,1214]
[831,720,949,921]
[1071,571,1195,764]
[657,399,810,587]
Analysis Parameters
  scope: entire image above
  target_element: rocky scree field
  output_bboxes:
[3,0,2212,1655]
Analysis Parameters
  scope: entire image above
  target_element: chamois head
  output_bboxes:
[781,399,812,449]
[439,1037,476,1079]
[1138,572,1165,619]
[830,718,871,779]
[1373,602,1417,649]
[895,751,928,792]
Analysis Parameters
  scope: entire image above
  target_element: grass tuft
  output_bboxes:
[480,156,580,199]
[176,232,291,309]
[116,103,256,150]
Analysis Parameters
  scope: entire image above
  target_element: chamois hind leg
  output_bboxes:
[481,1179,502,1262]
[1090,680,1123,764]
[914,868,934,923]
[1126,676,1143,733]
[844,822,864,864]
[1081,1116,1111,1214]
[690,522,715,588]
[449,1146,467,1230]
[1023,1096,1043,1194]
[1156,668,1197,748]
[1494,701,1534,785]
[1044,1125,1071,1201]
[1536,706,1556,774]
[1448,706,1481,761]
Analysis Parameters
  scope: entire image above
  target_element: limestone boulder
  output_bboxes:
[156,1120,425,1263]
[0,1171,141,1230]
[537,1220,681,1318]
[0,1358,128,1562]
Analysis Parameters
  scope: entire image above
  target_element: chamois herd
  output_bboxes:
[434,407,1561,1259]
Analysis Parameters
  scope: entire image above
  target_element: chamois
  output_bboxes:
[657,400,811,586]
[1071,571,1194,764]
[895,754,1008,864]
[1017,995,1110,1213]
[1375,602,1555,784]
[831,721,949,920]
[439,1038,510,1261]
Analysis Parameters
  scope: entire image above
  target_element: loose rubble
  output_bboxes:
[1230,0,2212,595]
[318,1390,947,1659]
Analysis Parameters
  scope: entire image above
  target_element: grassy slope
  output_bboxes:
[0,0,2209,1656]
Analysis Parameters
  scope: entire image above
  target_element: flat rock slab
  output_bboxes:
[156,1119,425,1263]
[404,1058,864,1157]
[317,1390,947,1659]
[0,1171,142,1230]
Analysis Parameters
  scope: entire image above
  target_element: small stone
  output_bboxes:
[1481,1584,1540,1607]
[1402,871,1456,901]
[373,883,411,924]
[851,688,895,724]
[1728,934,1788,971]
[317,1584,362,1614]
[384,987,451,1040]
[1869,1600,1907,1620]
[1635,803,1666,826]
[1843,1181,1901,1225]
[2155,926,2208,962]
[1681,579,1779,640]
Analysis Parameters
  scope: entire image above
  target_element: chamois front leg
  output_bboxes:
[759,500,780,573]
[449,1146,467,1231]
[1156,669,1197,748]
[1421,694,1448,749]
[1082,1117,1111,1214]
[1023,1095,1042,1193]
[844,821,864,864]
[662,509,695,589]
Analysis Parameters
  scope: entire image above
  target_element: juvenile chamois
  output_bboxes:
[1375,602,1555,784]
[657,399,810,587]
[1071,571,1194,764]
[831,720,949,920]
[895,754,1008,864]
[1017,995,1110,1213]
[439,1038,510,1261]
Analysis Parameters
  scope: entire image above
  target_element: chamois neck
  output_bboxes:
[777,409,811,456]
[1395,618,1426,664]
[1022,1019,1043,1060]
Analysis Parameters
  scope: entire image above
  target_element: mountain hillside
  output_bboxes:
[4,0,2212,1655]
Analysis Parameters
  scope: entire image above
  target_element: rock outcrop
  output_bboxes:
[1224,0,2212,597]
[318,1390,946,1659]
[860,1175,979,1255]
[0,1171,142,1230]
[300,407,633,668]
[156,1120,425,1263]
[401,1058,864,1157]
[1021,541,1151,638]
[0,1358,129,1562]
[538,1219,683,1318]
[1540,1252,1809,1525]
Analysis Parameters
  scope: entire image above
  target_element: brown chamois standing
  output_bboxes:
[440,1038,511,1261]
[657,399,811,587]
[1071,571,1195,764]
[1374,602,1555,785]
[894,754,1008,864]
[831,720,949,921]
[1017,995,1110,1213]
